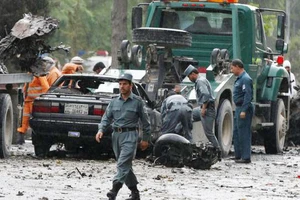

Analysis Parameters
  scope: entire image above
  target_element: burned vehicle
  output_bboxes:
[29,74,161,157]
[150,133,219,170]
[0,13,68,158]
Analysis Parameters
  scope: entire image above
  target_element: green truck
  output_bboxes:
[118,0,290,156]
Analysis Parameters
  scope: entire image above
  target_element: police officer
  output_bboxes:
[95,73,150,200]
[183,65,221,151]
[231,59,253,164]
[161,93,193,142]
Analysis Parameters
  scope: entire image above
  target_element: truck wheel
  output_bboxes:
[210,48,221,65]
[216,99,233,156]
[0,94,13,158]
[131,45,142,67]
[132,28,192,48]
[264,99,287,154]
[120,40,131,63]
[220,49,229,61]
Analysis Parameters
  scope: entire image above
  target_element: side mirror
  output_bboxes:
[132,7,143,30]
[277,15,285,39]
[275,39,284,52]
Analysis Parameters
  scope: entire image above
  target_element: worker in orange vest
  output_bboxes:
[62,56,84,74]
[43,56,62,86]
[17,74,50,144]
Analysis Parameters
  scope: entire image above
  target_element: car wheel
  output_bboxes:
[32,132,52,157]
[132,28,192,48]
[264,99,287,154]
[0,94,13,158]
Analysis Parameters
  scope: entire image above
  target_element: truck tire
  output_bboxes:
[216,99,233,156]
[264,99,287,154]
[132,28,192,48]
[0,94,13,158]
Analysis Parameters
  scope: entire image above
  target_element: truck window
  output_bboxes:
[155,9,232,35]
[255,12,263,44]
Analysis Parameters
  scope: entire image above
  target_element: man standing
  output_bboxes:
[95,73,150,200]
[161,93,193,142]
[62,56,84,74]
[283,60,297,98]
[231,59,253,164]
[43,56,62,86]
[17,74,49,144]
[183,65,221,152]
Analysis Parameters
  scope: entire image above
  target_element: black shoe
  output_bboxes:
[17,133,25,145]
[107,190,117,200]
[125,190,140,200]
[107,182,122,200]
[235,159,251,164]
[217,149,222,161]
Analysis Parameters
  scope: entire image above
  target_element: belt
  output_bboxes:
[113,127,137,133]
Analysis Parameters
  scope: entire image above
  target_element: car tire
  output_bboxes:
[0,94,13,158]
[32,132,52,157]
[132,28,192,48]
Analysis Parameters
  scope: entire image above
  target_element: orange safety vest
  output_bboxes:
[62,63,80,74]
[47,66,62,86]
[24,76,49,101]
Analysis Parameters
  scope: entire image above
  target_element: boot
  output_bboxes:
[17,132,25,145]
[126,186,140,200]
[107,182,122,200]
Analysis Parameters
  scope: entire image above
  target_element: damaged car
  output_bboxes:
[29,74,161,158]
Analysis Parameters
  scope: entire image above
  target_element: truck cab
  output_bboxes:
[118,0,289,156]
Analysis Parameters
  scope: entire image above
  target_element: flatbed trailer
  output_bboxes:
[0,73,32,158]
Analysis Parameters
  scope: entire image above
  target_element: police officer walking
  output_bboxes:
[95,73,150,200]
[231,59,253,164]
[161,92,193,142]
[183,65,221,154]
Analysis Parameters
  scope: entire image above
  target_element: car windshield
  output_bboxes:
[50,75,120,95]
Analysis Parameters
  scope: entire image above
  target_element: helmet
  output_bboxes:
[42,56,55,64]
[283,60,291,69]
[71,56,84,64]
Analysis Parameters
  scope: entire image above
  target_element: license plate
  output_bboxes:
[68,131,80,137]
[64,103,88,115]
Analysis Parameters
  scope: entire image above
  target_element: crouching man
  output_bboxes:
[161,92,193,142]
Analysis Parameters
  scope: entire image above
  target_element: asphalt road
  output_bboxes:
[1,141,299,200]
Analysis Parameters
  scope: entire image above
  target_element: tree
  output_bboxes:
[111,0,128,68]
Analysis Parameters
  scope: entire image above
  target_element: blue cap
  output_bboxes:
[118,73,133,82]
[183,64,197,76]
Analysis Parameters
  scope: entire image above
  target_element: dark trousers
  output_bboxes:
[233,106,253,160]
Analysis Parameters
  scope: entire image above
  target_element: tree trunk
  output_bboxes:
[111,0,127,69]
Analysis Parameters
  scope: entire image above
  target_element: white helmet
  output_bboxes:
[283,60,291,69]
[71,56,84,64]
[42,56,55,64]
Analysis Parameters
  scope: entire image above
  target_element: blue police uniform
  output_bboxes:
[161,94,193,142]
[233,71,253,161]
[98,86,150,193]
[192,74,220,148]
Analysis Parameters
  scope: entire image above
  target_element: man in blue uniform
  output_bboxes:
[183,65,221,153]
[231,59,253,164]
[95,73,150,200]
[161,93,193,142]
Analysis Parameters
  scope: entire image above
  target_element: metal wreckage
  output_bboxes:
[147,134,219,170]
[0,13,69,75]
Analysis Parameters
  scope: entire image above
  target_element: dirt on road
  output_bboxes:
[1,141,299,200]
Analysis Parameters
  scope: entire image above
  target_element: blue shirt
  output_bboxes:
[98,92,151,141]
[233,71,253,112]
[195,75,215,106]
